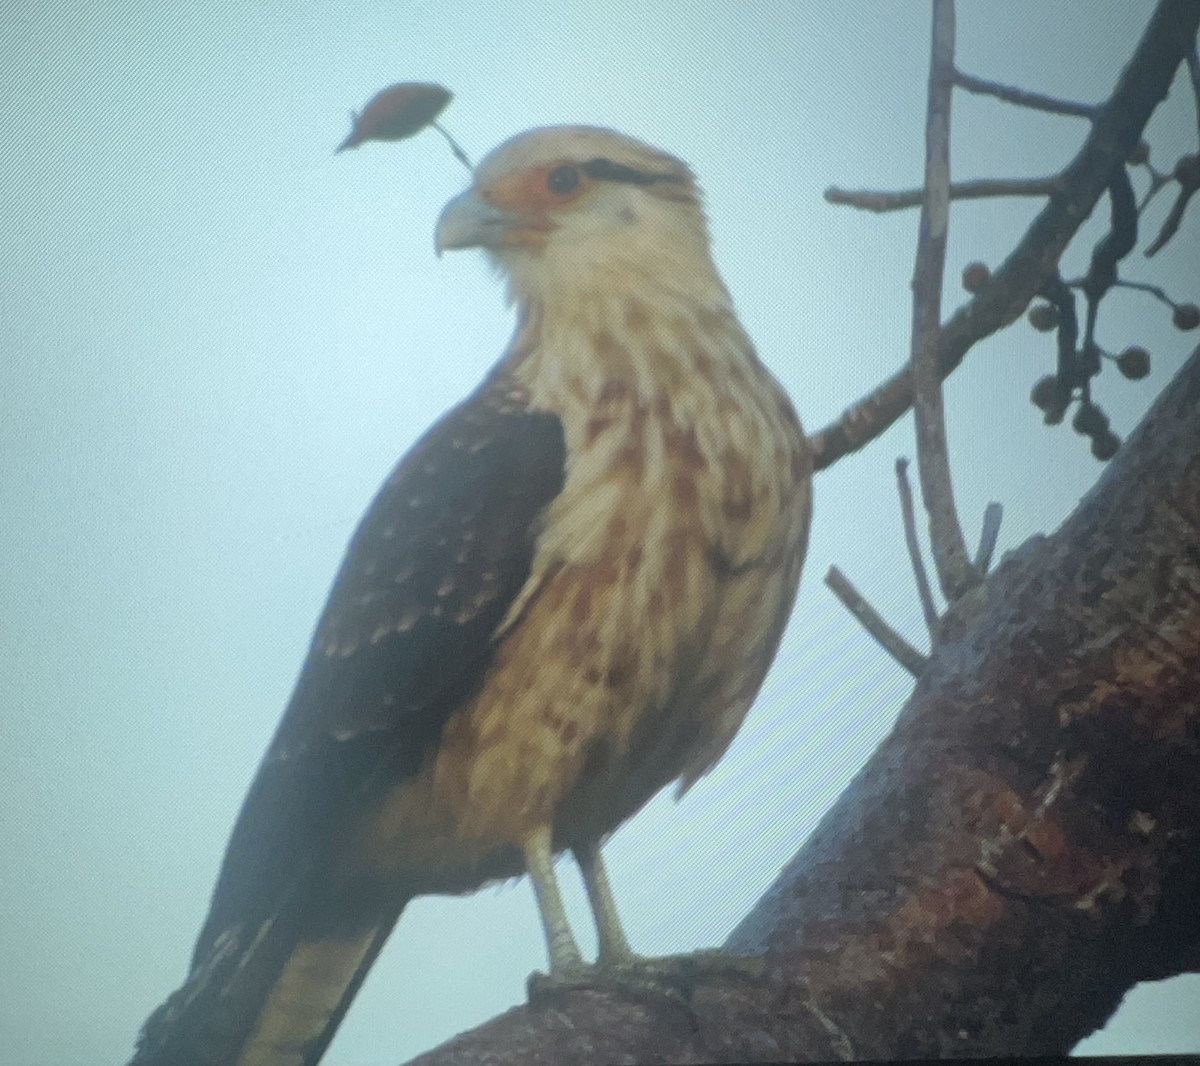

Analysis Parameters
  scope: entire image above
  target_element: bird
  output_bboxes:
[129,124,812,1066]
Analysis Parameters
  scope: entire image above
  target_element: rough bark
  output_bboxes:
[404,348,1199,1063]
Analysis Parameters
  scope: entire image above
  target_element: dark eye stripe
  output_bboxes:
[582,157,683,187]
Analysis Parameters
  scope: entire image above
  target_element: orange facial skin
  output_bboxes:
[478,161,591,248]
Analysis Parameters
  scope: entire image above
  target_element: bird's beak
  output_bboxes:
[435,188,518,257]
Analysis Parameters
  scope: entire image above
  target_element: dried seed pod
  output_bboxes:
[337,83,453,153]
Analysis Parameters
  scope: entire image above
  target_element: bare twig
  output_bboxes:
[974,502,1004,574]
[953,68,1097,119]
[1145,158,1200,256]
[825,567,928,677]
[1036,273,1080,421]
[809,0,1200,473]
[895,458,940,634]
[1072,276,1181,312]
[432,121,474,171]
[912,0,976,603]
[1135,161,1173,213]
[1080,165,1139,388]
[1188,42,1200,145]
[825,176,1059,213]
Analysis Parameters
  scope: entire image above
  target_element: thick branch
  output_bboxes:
[810,0,1200,472]
[406,348,1200,1064]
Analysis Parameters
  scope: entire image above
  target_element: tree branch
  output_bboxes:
[953,68,1097,119]
[895,457,940,634]
[912,0,976,603]
[825,566,928,676]
[809,0,1200,473]
[825,176,1059,213]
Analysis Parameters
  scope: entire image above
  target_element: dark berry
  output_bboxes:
[962,262,990,293]
[1173,303,1200,331]
[1030,374,1060,412]
[1174,154,1200,186]
[1117,346,1150,380]
[1091,431,1120,461]
[1072,403,1109,437]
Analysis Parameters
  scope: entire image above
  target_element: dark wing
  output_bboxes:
[132,385,564,1064]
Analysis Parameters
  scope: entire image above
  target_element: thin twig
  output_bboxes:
[912,0,976,603]
[895,458,940,635]
[825,567,929,677]
[1135,161,1173,213]
[1067,276,1179,311]
[825,176,1059,213]
[974,503,1004,574]
[953,68,1097,119]
[432,121,474,171]
[1146,165,1200,257]
[1188,42,1200,146]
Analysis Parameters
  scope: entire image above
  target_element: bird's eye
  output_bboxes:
[546,165,581,196]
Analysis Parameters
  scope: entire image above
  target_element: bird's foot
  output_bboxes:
[526,949,765,1005]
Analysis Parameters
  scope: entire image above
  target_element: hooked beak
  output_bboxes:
[435,188,518,257]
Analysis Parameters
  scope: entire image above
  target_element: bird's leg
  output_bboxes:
[521,826,585,978]
[573,841,634,966]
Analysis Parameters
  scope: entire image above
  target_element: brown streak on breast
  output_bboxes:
[672,472,699,510]
[718,394,744,418]
[572,585,593,625]
[612,439,646,480]
[726,362,749,389]
[663,530,691,593]
[691,348,718,383]
[624,298,651,334]
[606,642,641,688]
[598,377,631,404]
[585,414,618,444]
[540,705,580,745]
[595,332,628,365]
[665,424,708,470]
[722,448,755,522]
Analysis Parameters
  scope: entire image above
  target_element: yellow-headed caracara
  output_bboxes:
[130,125,812,1066]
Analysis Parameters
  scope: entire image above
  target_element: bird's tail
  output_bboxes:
[130,900,406,1066]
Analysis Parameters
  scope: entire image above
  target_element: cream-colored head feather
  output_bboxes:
[436,126,721,310]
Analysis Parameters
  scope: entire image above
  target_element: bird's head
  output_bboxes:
[435,126,717,307]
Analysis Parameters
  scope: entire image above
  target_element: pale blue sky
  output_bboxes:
[1,3,1197,1063]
